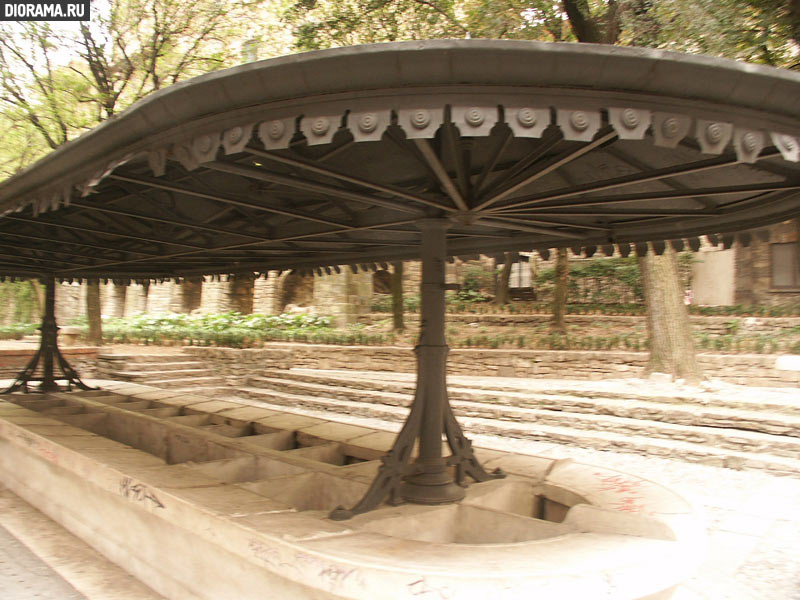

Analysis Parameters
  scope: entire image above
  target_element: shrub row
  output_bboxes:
[0,323,38,340]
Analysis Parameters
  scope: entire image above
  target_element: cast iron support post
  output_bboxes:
[330,219,504,520]
[1,276,95,394]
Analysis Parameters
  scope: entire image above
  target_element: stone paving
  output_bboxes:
[0,522,86,600]
[0,483,165,600]
[512,443,800,600]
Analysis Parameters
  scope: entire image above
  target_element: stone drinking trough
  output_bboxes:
[0,381,704,599]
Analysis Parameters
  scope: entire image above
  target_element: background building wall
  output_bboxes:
[124,283,150,315]
[313,270,372,326]
[736,222,800,306]
[692,249,735,306]
[253,274,279,314]
[55,282,85,323]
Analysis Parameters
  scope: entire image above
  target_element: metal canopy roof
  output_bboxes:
[0,40,799,281]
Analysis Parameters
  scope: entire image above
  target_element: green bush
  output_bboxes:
[535,256,644,303]
[462,264,494,294]
[370,294,421,312]
[0,323,38,340]
[97,311,333,346]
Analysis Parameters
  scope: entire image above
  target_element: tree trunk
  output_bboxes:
[639,245,701,383]
[86,279,103,346]
[790,0,800,46]
[391,261,404,331]
[29,279,44,319]
[494,252,513,305]
[563,0,621,44]
[794,218,800,274]
[551,248,568,334]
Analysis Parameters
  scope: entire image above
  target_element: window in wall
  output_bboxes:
[771,243,800,288]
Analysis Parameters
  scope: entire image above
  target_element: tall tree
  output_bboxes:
[630,0,800,70]
[638,245,701,383]
[391,261,405,331]
[794,218,800,277]
[86,280,103,346]
[286,0,467,50]
[29,280,44,320]
[0,0,279,335]
[0,0,275,177]
[494,253,513,305]
[562,0,620,44]
[561,1,701,380]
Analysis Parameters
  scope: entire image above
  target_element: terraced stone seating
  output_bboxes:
[238,369,800,476]
[0,382,705,599]
[97,352,230,396]
[100,353,800,475]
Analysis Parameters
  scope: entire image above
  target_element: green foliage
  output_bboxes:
[286,0,468,51]
[0,281,39,323]
[624,0,800,70]
[371,293,421,312]
[96,311,333,347]
[450,331,649,351]
[452,263,493,304]
[67,307,800,354]
[455,288,489,303]
[0,1,288,178]
[536,256,644,303]
[726,319,741,335]
[461,264,494,293]
[285,0,800,71]
[0,323,38,339]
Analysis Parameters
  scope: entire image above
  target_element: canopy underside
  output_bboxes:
[0,42,798,281]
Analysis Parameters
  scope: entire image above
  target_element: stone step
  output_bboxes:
[248,373,800,442]
[249,374,411,406]
[282,368,800,416]
[242,377,800,459]
[141,375,227,389]
[236,386,800,476]
[113,368,215,381]
[168,385,234,398]
[238,385,410,420]
[97,353,195,364]
[103,360,206,373]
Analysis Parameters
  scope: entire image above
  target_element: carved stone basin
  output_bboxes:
[0,381,705,600]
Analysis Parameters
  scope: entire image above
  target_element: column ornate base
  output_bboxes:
[329,379,504,521]
[1,326,96,394]
[1,277,96,395]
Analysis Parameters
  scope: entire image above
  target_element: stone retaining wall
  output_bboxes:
[0,347,99,379]
[360,313,800,335]
[183,344,800,388]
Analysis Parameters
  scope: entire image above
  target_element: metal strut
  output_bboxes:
[1,276,95,394]
[330,219,504,521]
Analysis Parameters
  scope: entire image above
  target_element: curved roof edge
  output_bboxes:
[2,40,800,214]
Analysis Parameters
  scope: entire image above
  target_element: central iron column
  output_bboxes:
[39,277,60,392]
[398,219,464,504]
[330,219,503,520]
